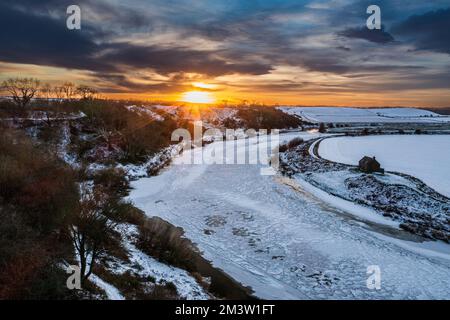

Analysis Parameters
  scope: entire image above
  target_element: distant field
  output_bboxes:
[318,135,450,197]
[426,107,450,115]
[278,107,450,123]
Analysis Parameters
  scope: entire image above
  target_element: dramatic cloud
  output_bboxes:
[338,27,395,44]
[99,44,272,76]
[0,0,449,106]
[0,2,271,77]
[392,9,450,54]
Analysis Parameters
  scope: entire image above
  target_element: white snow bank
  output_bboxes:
[368,232,450,262]
[125,105,164,121]
[89,274,125,300]
[292,176,400,228]
[318,135,450,197]
[113,224,209,300]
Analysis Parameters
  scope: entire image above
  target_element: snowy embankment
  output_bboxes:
[281,136,449,242]
[318,135,450,197]
[278,107,450,123]
[75,222,209,300]
[107,224,210,300]
[89,274,125,300]
[129,131,450,299]
[0,111,86,122]
[125,105,164,121]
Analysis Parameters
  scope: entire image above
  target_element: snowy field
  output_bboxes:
[278,107,450,123]
[129,132,450,299]
[319,135,450,197]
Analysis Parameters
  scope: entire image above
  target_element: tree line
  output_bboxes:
[1,78,102,108]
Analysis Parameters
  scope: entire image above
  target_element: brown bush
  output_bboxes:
[137,217,195,271]
[0,245,47,299]
[0,127,79,299]
[93,168,130,198]
[287,137,304,149]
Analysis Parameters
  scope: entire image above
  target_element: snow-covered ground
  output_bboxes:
[125,105,164,121]
[109,224,210,300]
[152,104,180,115]
[0,111,86,122]
[90,274,125,300]
[129,132,450,299]
[318,135,450,197]
[278,107,450,123]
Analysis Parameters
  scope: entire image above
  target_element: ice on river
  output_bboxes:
[129,132,450,299]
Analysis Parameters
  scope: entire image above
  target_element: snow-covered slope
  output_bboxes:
[371,108,440,118]
[318,135,450,197]
[125,105,164,121]
[129,132,450,299]
[278,107,450,123]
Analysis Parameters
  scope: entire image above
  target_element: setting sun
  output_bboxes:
[192,82,217,90]
[181,91,215,104]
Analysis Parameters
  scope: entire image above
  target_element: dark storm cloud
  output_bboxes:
[94,77,188,94]
[392,8,450,54]
[336,46,351,52]
[338,27,395,44]
[2,0,151,31]
[100,43,272,76]
[0,1,271,78]
[0,2,110,71]
[0,0,449,95]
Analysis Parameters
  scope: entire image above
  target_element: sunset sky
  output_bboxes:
[1,0,450,106]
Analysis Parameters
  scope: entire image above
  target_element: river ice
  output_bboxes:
[129,132,450,299]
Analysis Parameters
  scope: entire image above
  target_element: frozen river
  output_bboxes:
[129,132,450,299]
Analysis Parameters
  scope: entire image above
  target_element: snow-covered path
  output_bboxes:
[129,132,450,299]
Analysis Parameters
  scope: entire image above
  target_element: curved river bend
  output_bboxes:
[129,132,450,299]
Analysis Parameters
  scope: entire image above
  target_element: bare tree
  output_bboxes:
[70,187,115,284]
[53,86,66,100]
[39,83,53,103]
[2,78,40,107]
[61,82,76,100]
[76,85,98,100]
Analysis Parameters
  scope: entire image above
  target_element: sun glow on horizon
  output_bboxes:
[181,91,216,104]
[192,82,217,90]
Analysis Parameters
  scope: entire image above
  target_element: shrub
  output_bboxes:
[318,123,327,133]
[0,127,79,299]
[62,99,182,164]
[278,144,288,153]
[93,168,130,198]
[287,137,304,149]
[236,107,303,130]
[102,200,145,225]
[137,217,195,271]
[279,137,304,153]
[0,128,79,232]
